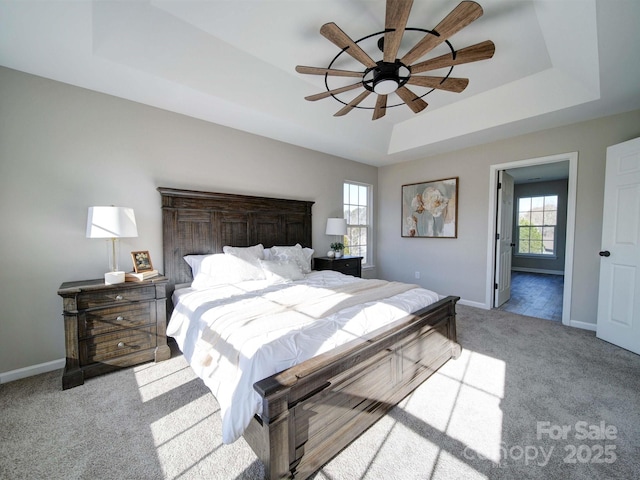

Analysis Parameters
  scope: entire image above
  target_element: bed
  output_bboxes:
[159,187,461,480]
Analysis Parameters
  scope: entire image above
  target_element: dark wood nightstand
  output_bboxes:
[58,276,170,390]
[313,256,363,277]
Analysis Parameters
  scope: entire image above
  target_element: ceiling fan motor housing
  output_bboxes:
[364,60,410,95]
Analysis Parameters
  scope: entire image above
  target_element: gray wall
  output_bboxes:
[378,109,640,325]
[0,67,378,376]
[3,63,640,378]
[512,179,569,273]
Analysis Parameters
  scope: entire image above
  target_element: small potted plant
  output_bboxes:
[330,242,345,258]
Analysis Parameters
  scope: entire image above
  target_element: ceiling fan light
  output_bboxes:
[374,78,399,94]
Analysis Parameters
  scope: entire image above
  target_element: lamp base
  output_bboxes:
[104,271,125,285]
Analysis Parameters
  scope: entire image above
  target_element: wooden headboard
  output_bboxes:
[158,187,314,287]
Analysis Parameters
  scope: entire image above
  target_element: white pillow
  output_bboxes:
[185,253,264,289]
[260,259,304,283]
[270,244,314,274]
[183,254,211,278]
[222,244,265,263]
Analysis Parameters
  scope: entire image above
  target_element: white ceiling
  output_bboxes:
[1,0,639,167]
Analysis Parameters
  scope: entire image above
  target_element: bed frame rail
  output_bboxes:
[245,295,460,479]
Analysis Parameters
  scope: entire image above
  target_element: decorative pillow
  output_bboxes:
[270,244,313,274]
[260,259,304,283]
[222,244,266,281]
[301,246,314,272]
[185,253,264,289]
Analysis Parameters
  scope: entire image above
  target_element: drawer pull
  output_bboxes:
[117,341,125,348]
[115,316,124,321]
[115,295,124,301]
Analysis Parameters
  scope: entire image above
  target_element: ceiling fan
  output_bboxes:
[296,0,495,120]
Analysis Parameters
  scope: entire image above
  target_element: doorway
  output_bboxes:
[486,153,578,326]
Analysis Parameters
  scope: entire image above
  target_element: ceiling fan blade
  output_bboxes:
[372,94,387,120]
[410,40,495,73]
[320,22,377,68]
[383,0,413,62]
[395,86,428,113]
[296,65,364,78]
[334,90,372,117]
[401,1,484,66]
[305,82,364,101]
[407,76,469,93]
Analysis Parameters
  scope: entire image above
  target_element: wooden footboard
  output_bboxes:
[244,295,461,480]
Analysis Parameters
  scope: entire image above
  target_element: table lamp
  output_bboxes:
[86,206,138,284]
[325,217,347,258]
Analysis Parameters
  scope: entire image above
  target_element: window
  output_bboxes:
[517,195,558,256]
[343,181,371,265]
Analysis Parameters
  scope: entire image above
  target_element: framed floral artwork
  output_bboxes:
[402,177,458,238]
[131,250,154,273]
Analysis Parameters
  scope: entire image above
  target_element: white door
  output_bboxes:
[596,137,640,355]
[495,171,515,307]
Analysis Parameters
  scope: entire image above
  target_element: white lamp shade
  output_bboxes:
[86,206,138,238]
[325,217,347,236]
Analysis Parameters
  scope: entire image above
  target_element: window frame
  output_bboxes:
[515,194,559,258]
[343,180,373,266]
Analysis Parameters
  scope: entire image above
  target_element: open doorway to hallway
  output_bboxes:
[497,167,568,321]
[486,152,578,326]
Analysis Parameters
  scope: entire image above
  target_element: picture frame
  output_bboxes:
[131,250,154,273]
[401,177,458,238]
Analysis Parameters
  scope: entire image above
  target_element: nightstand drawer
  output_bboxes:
[338,263,360,276]
[77,285,157,310]
[314,256,363,277]
[79,301,155,338]
[80,326,157,364]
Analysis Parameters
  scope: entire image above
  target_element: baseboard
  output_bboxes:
[512,267,564,276]
[458,298,489,310]
[0,358,65,385]
[569,320,597,332]
[458,297,598,332]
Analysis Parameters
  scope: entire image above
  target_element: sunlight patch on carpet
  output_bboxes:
[439,348,505,465]
[133,355,197,402]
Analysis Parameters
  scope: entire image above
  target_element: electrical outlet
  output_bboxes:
[415,271,420,279]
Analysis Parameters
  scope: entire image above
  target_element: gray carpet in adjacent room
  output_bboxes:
[1,305,639,480]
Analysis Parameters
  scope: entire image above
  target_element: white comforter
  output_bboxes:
[167,270,441,444]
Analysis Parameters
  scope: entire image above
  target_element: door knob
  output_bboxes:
[599,251,611,257]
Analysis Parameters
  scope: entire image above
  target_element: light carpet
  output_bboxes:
[1,305,639,479]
